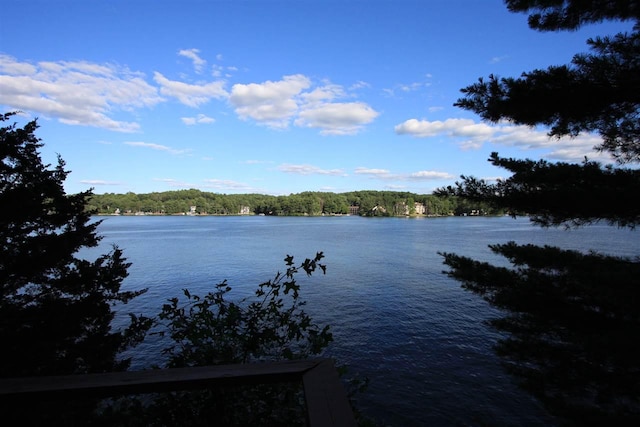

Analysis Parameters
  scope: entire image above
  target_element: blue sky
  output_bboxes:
[1,0,632,195]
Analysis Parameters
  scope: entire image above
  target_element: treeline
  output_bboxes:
[87,189,503,217]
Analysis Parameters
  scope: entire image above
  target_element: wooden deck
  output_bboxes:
[0,358,356,426]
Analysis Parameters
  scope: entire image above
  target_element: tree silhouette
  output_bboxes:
[0,113,150,378]
[438,2,640,425]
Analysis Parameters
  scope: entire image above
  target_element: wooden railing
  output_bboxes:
[0,358,356,427]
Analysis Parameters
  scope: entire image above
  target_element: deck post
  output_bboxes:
[303,359,357,427]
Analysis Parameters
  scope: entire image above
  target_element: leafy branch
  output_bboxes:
[153,252,332,368]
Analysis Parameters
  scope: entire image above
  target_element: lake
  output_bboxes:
[88,215,639,426]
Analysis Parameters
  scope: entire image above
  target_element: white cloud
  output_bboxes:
[296,82,379,135]
[354,167,392,177]
[382,88,395,97]
[490,55,509,64]
[154,72,228,107]
[382,79,428,98]
[124,141,190,155]
[278,164,346,176]
[1,53,379,136]
[483,176,506,183]
[400,82,422,92]
[0,57,37,75]
[354,166,454,182]
[212,64,237,78]
[181,113,215,125]
[395,118,492,138]
[300,83,345,104]
[153,178,195,188]
[157,177,266,194]
[0,54,162,132]
[409,170,455,180]
[545,147,600,162]
[79,180,122,186]
[38,60,115,76]
[296,102,379,135]
[203,179,261,192]
[350,81,370,90]
[228,75,379,134]
[178,48,206,73]
[395,118,614,162]
[229,74,311,128]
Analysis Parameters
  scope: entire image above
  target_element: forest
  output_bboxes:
[87,189,502,217]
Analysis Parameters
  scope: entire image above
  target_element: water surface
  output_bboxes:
[89,215,639,426]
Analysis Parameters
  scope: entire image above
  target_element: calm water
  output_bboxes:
[89,215,639,426]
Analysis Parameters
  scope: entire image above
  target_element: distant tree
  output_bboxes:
[0,113,150,379]
[89,189,485,218]
[407,197,416,215]
[437,1,640,425]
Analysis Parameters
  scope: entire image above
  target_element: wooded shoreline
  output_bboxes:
[87,189,502,217]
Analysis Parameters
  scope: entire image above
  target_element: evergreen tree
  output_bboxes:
[0,113,150,378]
[457,1,640,163]
[437,2,640,425]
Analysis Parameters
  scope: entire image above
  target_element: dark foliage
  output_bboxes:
[441,244,640,425]
[155,252,332,367]
[103,253,334,426]
[436,152,640,228]
[100,383,308,427]
[0,113,150,378]
[455,21,640,162]
[505,0,640,31]
[440,1,640,425]
[0,113,353,424]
